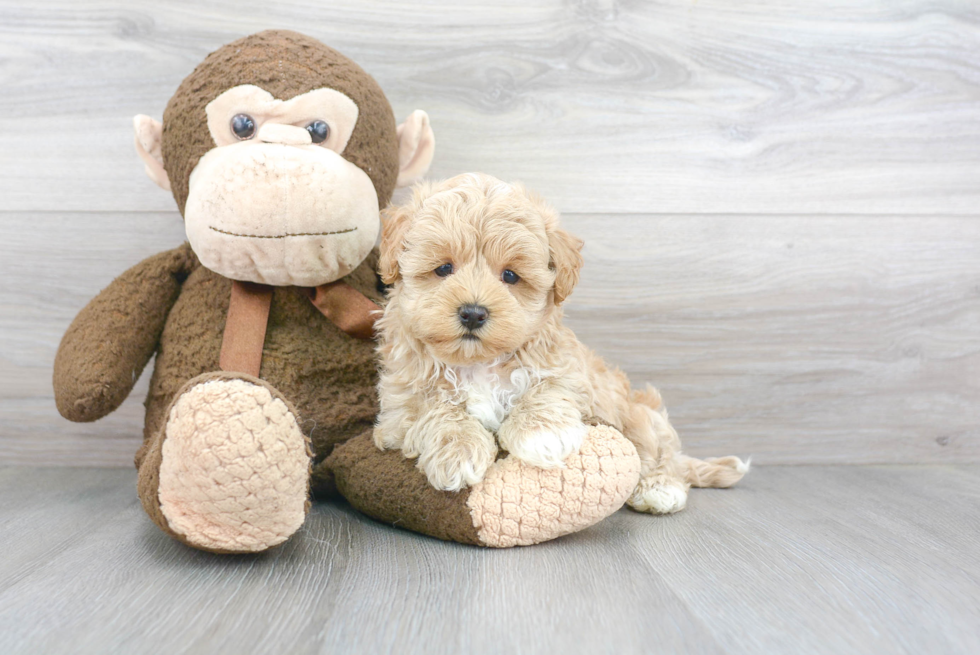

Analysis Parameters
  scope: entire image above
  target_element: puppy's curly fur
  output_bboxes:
[374,173,748,513]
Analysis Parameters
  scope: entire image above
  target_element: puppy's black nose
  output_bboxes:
[458,304,489,331]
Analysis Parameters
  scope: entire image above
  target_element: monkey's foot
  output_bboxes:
[468,424,641,547]
[139,372,311,553]
[328,423,641,547]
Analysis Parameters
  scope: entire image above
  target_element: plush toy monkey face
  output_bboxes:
[183,84,378,286]
[133,30,435,287]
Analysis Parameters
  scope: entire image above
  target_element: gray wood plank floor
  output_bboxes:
[0,465,977,655]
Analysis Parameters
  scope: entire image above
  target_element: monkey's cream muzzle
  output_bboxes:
[184,139,379,287]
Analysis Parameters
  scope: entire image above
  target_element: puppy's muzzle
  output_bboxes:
[458,304,489,332]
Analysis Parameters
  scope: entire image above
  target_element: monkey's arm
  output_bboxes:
[53,244,196,422]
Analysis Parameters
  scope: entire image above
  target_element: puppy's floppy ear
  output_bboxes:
[547,223,584,305]
[379,205,413,285]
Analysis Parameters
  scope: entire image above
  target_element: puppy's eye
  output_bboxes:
[231,114,256,140]
[434,263,454,277]
[501,269,520,285]
[306,120,330,144]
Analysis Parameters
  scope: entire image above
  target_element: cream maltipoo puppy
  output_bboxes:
[373,173,748,514]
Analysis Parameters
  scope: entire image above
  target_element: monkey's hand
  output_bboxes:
[53,244,195,422]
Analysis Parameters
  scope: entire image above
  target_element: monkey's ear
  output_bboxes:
[395,110,435,188]
[133,115,171,192]
[378,204,413,285]
[547,223,584,305]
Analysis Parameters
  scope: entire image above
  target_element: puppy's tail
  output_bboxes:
[631,385,750,488]
[678,454,750,488]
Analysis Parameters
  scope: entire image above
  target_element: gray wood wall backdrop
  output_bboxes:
[1,0,978,466]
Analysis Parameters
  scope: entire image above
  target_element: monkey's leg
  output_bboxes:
[326,423,640,548]
[138,372,311,553]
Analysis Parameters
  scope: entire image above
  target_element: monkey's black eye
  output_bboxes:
[435,263,454,277]
[501,269,520,285]
[231,114,255,140]
[306,120,330,144]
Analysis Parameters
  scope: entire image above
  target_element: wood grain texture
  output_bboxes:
[0,0,979,214]
[1,5,977,648]
[0,211,185,466]
[3,211,976,465]
[1,2,978,465]
[564,214,980,464]
[616,465,980,654]
[0,465,977,654]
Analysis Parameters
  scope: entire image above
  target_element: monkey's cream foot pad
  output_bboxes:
[158,378,311,553]
[467,424,642,547]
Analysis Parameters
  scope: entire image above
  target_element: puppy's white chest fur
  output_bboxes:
[445,362,538,432]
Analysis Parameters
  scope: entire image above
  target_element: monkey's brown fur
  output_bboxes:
[55,30,390,490]
[162,30,400,215]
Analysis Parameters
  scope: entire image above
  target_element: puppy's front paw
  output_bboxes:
[416,425,497,492]
[498,420,588,469]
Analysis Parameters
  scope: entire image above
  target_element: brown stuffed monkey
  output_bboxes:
[53,30,640,553]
